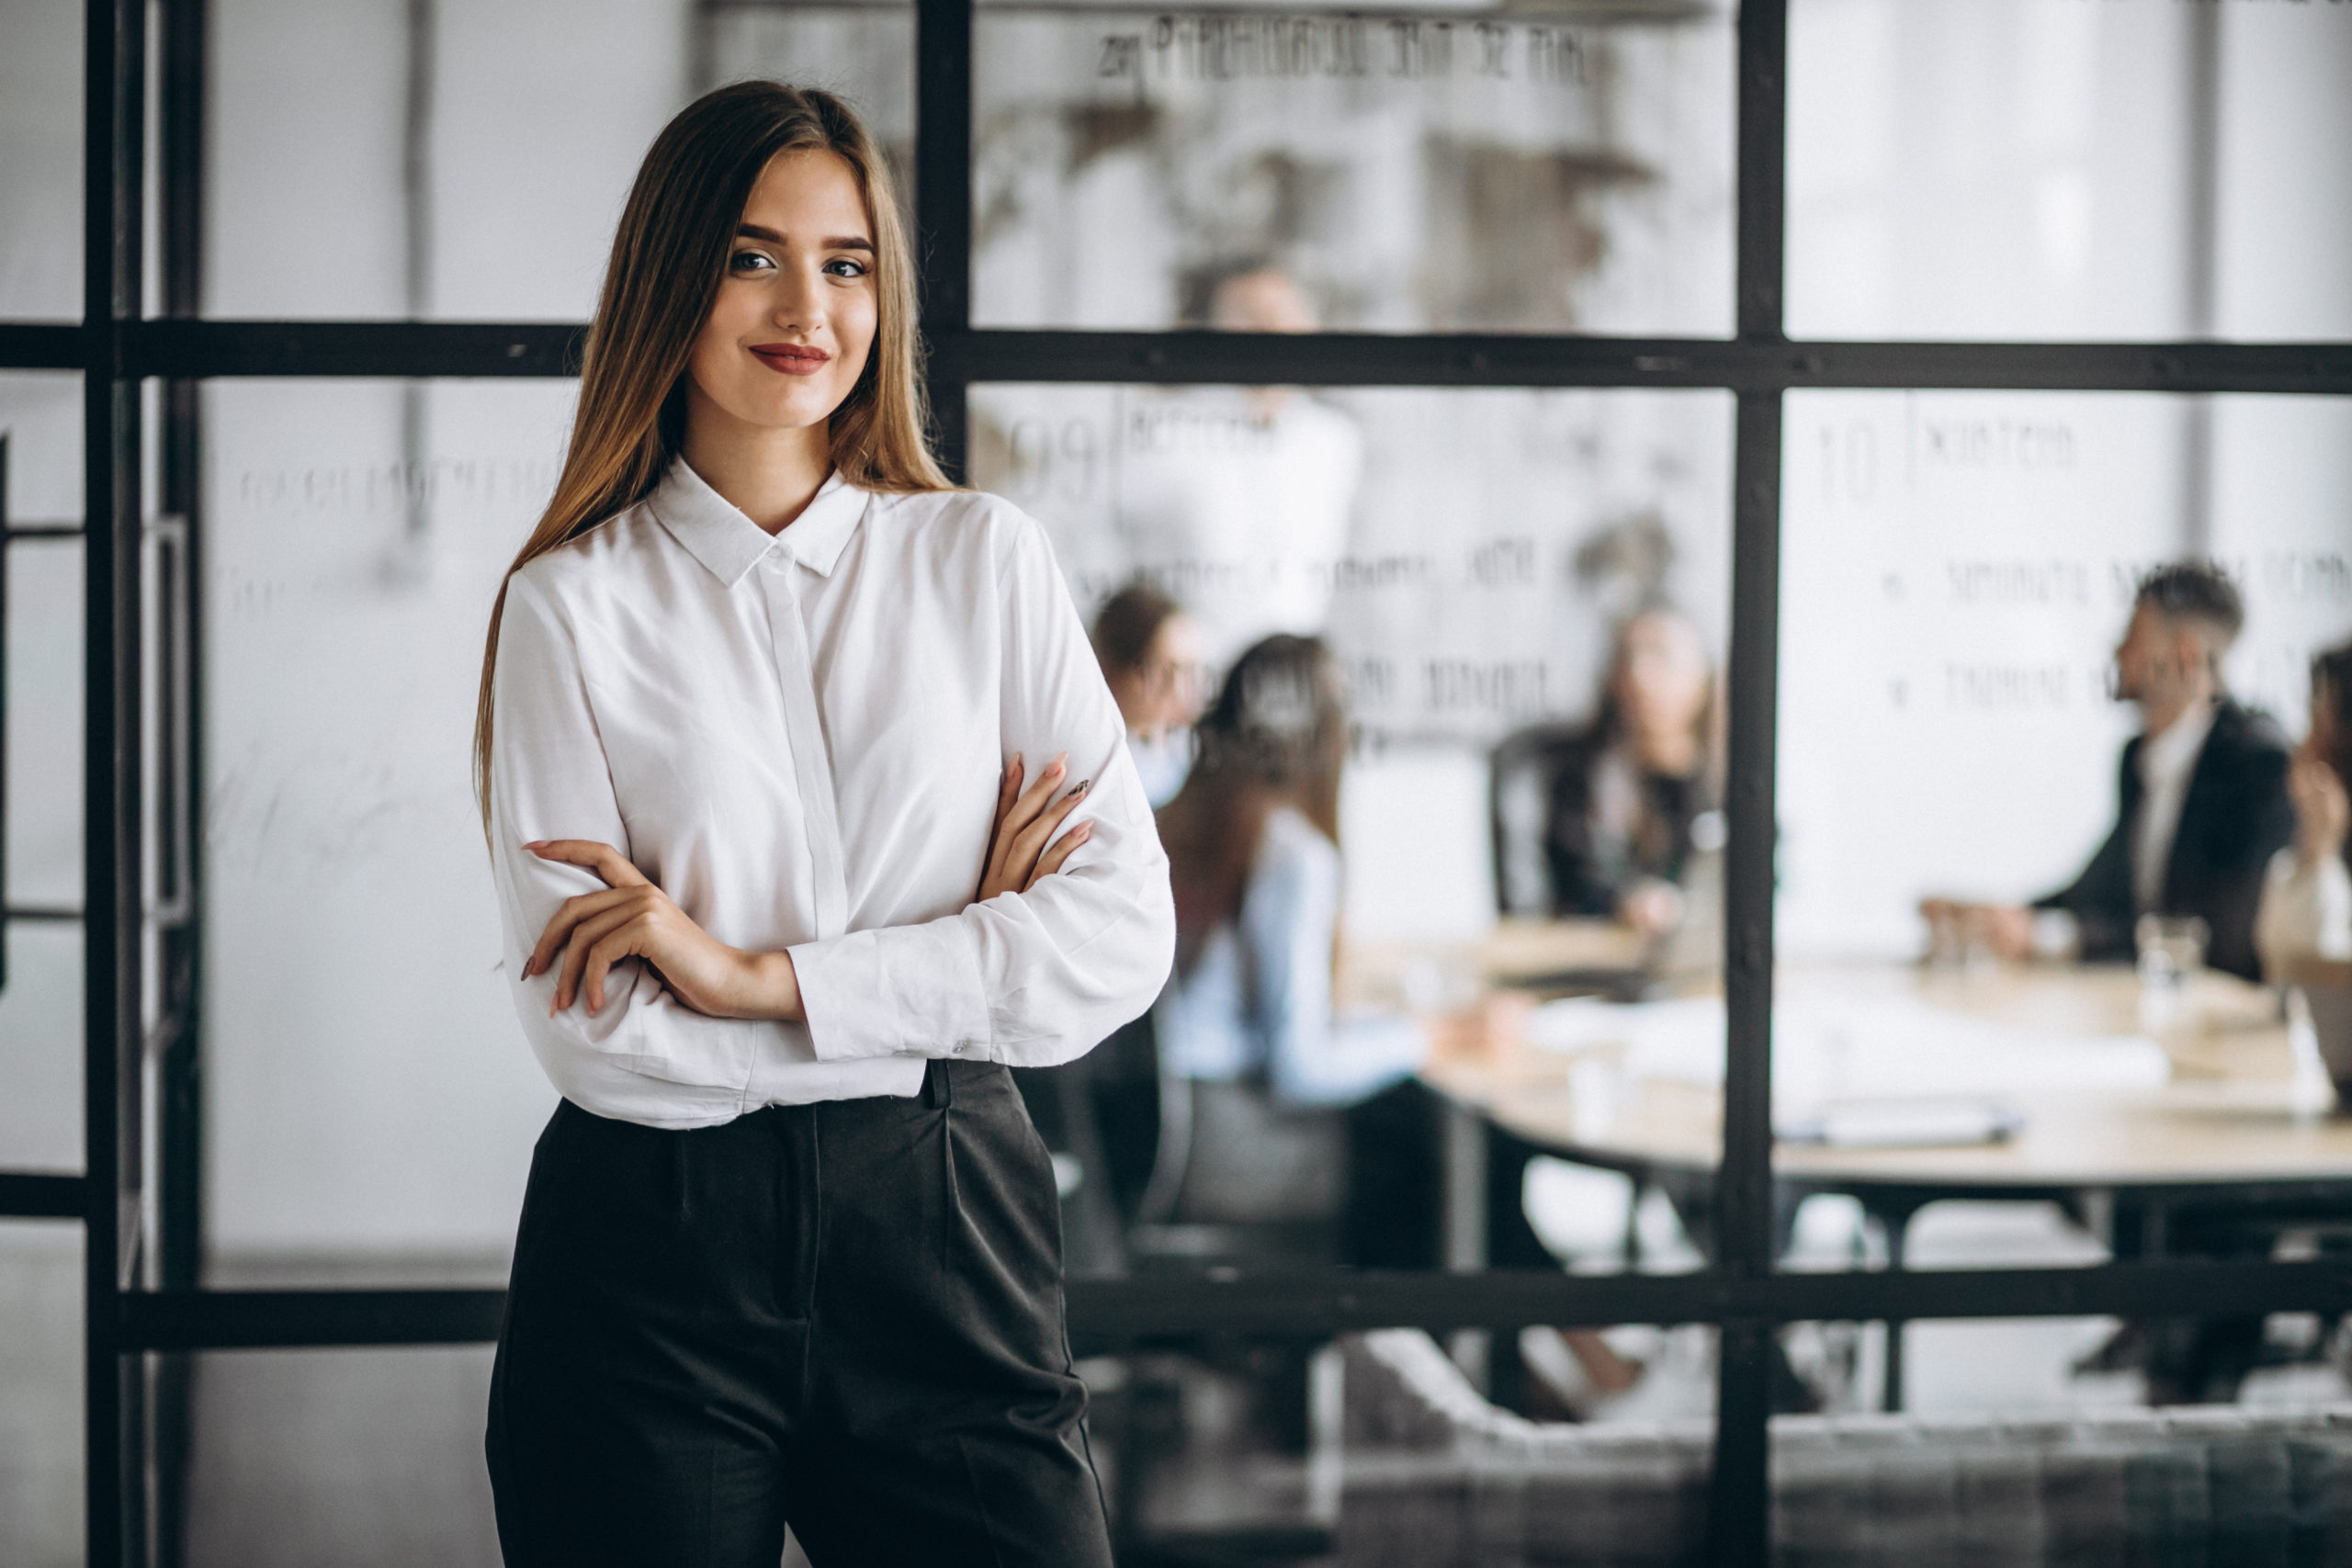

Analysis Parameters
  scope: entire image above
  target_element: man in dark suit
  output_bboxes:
[1940,562,2294,982]
[1933,562,2296,1402]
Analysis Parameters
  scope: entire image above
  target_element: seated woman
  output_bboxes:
[1148,635,1431,1246]
[1091,581,1208,808]
[1153,635,1640,1409]
[2258,639,2352,976]
[1544,605,1720,937]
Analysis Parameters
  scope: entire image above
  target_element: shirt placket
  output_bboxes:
[760,558,852,941]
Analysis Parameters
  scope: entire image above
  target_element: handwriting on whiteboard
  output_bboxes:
[1096,16,1589,88]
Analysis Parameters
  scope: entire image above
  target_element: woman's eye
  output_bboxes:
[824,257,870,279]
[729,250,775,274]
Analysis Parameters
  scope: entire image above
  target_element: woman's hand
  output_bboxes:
[2290,753,2350,866]
[1425,991,1534,1068]
[522,840,800,1021]
[976,752,1093,903]
[1616,878,1687,939]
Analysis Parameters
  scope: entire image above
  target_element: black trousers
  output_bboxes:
[486,1060,1113,1567]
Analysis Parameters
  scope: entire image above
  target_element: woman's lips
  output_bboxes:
[750,344,831,376]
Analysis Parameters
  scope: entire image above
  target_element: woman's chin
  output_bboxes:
[720,389,841,436]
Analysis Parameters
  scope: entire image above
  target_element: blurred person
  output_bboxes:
[1544,605,1722,937]
[1091,581,1208,807]
[1927,562,2294,982]
[1114,264,1363,666]
[474,83,1170,1566]
[2257,640,2352,976]
[1150,635,1436,1204]
[1150,636,1638,1403]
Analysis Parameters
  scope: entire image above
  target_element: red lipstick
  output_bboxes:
[750,342,831,376]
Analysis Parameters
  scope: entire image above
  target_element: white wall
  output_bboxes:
[1778,0,2352,958]
[198,0,694,1261]
[1788,0,2202,341]
[0,0,81,319]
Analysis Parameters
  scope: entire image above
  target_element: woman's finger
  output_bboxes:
[985,754,1067,892]
[526,886,636,978]
[1024,819,1093,891]
[1007,777,1091,878]
[526,839,650,889]
[981,757,1026,887]
[580,922,650,1016]
[552,900,648,1013]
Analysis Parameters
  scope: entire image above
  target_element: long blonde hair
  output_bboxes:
[474,81,952,831]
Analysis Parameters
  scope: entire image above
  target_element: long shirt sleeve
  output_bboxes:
[784,513,1176,1070]
[491,571,808,1125]
[487,459,1172,1128]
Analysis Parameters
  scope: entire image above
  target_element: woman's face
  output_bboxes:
[1112,614,1208,739]
[1612,612,1710,736]
[685,149,878,440]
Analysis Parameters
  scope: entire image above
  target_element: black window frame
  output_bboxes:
[6,0,2352,1562]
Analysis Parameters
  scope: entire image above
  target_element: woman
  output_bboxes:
[1090,581,1207,807]
[1148,637,1514,1256]
[2258,640,2352,976]
[1150,637,1637,1407]
[475,84,1171,1566]
[1545,605,1720,935]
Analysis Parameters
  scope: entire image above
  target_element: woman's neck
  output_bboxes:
[680,388,836,536]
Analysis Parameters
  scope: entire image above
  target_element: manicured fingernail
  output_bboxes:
[1071,779,1091,795]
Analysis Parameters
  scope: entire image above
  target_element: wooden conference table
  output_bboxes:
[1363,923,2352,1409]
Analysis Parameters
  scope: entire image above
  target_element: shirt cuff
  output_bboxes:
[790,913,994,1064]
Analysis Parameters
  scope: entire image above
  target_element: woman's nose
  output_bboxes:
[769,266,822,330]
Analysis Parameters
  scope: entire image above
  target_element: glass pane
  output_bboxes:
[0,1224,83,1568]
[4,378,84,914]
[186,1347,497,1567]
[707,2,917,177]
[970,6,1735,334]
[1110,1329,1717,1555]
[201,380,563,1285]
[0,0,82,320]
[1787,0,2352,341]
[1776,391,2352,1409]
[0,927,82,1172]
[973,386,1731,1394]
[3,374,83,1171]
[203,0,912,320]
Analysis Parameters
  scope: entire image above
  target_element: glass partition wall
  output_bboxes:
[5,0,2351,1563]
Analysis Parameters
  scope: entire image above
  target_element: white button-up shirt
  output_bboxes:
[489,457,1175,1129]
[2132,699,2217,913]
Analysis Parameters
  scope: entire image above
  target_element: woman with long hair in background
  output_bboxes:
[1544,604,1722,936]
[474,82,1171,1565]
[1149,637,1532,1263]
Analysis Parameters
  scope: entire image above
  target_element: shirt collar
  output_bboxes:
[648,457,867,587]
[2140,698,2217,787]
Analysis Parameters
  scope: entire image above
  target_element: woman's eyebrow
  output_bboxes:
[736,223,874,253]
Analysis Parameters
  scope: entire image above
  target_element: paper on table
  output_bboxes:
[1775,1098,2026,1148]
[1525,993,2171,1111]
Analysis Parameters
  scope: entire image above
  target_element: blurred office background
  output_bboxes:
[4,0,2351,1562]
